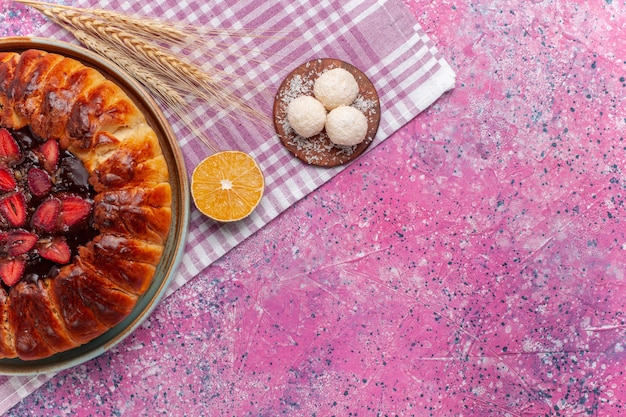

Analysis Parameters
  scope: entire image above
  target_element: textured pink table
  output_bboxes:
[3,0,626,415]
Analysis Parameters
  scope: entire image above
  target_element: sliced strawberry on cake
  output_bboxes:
[0,192,26,227]
[5,230,37,256]
[0,128,21,165]
[37,236,71,264]
[31,197,62,232]
[27,167,52,197]
[38,139,59,174]
[59,194,92,229]
[0,259,25,287]
[0,167,16,191]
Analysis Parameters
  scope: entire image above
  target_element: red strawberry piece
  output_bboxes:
[0,231,7,251]
[31,197,62,232]
[0,258,25,286]
[27,167,52,197]
[37,237,71,264]
[39,139,59,173]
[59,195,92,228]
[0,128,21,165]
[0,192,26,227]
[6,229,37,256]
[0,167,16,191]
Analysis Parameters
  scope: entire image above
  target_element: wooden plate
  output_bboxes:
[0,37,189,375]
[273,58,380,167]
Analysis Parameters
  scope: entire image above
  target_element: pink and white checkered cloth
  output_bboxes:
[0,0,454,411]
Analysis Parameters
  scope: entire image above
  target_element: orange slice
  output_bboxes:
[191,150,264,222]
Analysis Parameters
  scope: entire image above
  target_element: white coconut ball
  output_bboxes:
[325,106,368,146]
[286,95,327,138]
[313,68,359,110]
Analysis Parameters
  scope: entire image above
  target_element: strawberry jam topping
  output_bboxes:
[0,127,96,287]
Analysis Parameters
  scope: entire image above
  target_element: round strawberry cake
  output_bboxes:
[0,49,172,361]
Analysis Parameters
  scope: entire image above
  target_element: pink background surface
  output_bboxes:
[2,0,626,415]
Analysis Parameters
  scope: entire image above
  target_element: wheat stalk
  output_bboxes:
[72,32,186,107]
[16,0,276,153]
[71,30,220,153]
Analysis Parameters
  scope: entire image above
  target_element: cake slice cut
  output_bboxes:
[49,263,137,343]
[8,281,78,360]
[9,50,65,125]
[92,184,172,245]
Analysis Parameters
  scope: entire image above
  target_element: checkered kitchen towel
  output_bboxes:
[0,0,455,410]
